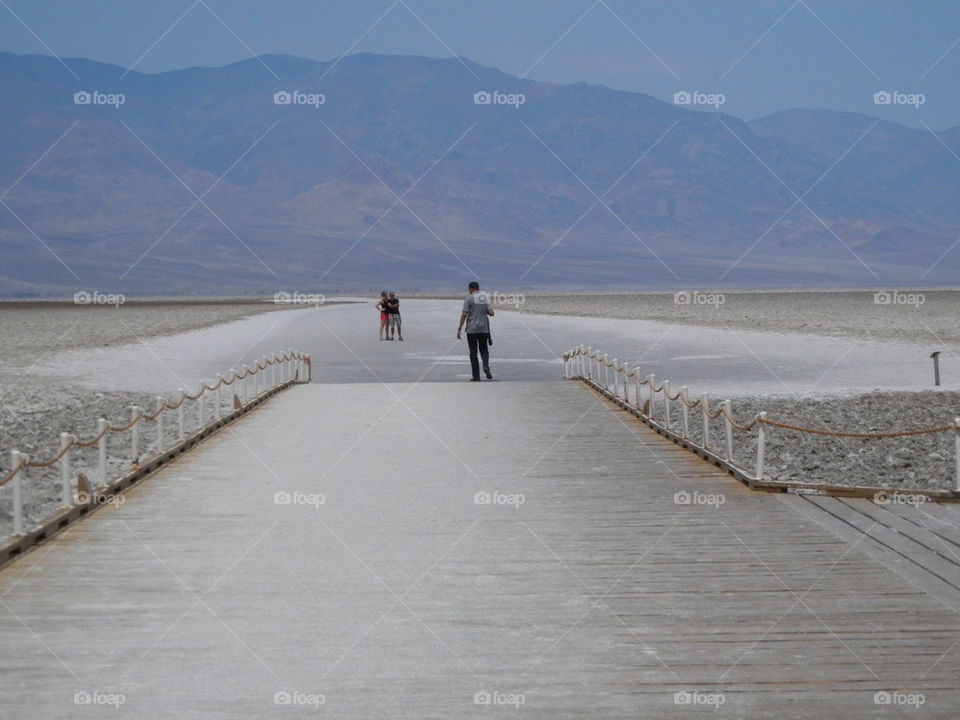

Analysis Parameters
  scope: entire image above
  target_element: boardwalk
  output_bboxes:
[2,381,960,718]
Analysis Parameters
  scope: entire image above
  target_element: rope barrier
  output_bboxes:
[108,411,144,434]
[564,345,956,439]
[564,344,960,489]
[0,351,311,493]
[73,424,112,448]
[757,417,954,438]
[24,441,74,468]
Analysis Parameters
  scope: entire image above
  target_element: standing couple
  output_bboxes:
[376,291,403,341]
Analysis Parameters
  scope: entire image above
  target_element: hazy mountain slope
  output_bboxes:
[1,51,957,295]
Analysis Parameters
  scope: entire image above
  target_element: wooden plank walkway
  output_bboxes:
[1,381,959,718]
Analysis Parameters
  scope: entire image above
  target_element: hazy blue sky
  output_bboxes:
[2,0,958,129]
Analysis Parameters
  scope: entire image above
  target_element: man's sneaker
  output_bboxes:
[484,368,493,380]
[470,378,481,382]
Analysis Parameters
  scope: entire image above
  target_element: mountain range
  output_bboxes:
[1,50,958,295]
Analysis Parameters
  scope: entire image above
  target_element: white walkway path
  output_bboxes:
[2,382,959,718]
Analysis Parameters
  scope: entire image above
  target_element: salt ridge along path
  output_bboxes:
[2,381,960,718]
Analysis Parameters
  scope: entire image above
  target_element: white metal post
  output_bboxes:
[131,406,141,462]
[97,418,108,487]
[156,396,164,449]
[701,392,710,449]
[243,366,251,403]
[634,369,642,407]
[216,375,223,419]
[723,399,734,462]
[954,418,959,491]
[60,433,72,506]
[197,384,205,428]
[177,390,185,441]
[663,381,671,429]
[680,387,689,438]
[11,450,24,535]
[646,375,655,419]
[756,412,767,480]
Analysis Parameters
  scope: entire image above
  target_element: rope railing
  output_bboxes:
[1,350,312,538]
[562,344,960,491]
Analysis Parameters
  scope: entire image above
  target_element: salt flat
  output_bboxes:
[32,299,957,397]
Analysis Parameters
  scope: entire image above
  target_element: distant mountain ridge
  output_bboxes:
[1,50,958,295]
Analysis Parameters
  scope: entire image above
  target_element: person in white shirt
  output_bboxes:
[456,281,495,381]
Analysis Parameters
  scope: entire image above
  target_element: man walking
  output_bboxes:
[457,281,494,381]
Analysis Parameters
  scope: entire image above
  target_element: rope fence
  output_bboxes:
[1,350,311,538]
[563,345,960,490]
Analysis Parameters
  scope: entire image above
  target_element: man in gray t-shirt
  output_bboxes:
[456,281,495,381]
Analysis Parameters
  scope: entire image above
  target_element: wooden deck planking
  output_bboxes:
[0,381,958,718]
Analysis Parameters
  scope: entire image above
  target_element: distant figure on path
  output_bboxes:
[457,281,494,381]
[386,291,403,341]
[376,291,389,340]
